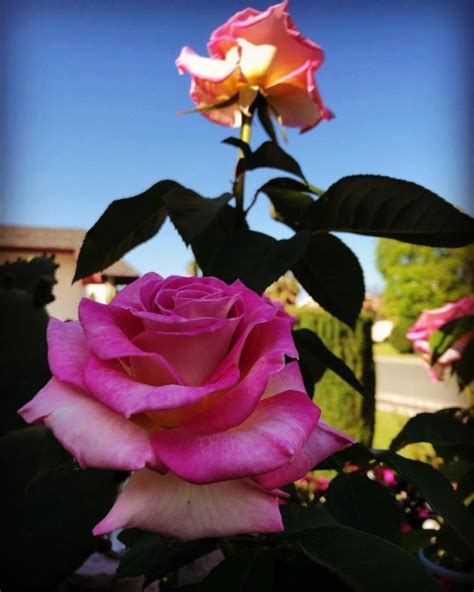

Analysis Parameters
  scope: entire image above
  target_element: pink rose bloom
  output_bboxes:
[407,296,474,382]
[19,274,351,541]
[176,1,333,132]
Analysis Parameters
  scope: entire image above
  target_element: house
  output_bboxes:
[0,224,139,319]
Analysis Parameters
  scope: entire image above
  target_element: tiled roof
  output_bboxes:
[0,224,139,278]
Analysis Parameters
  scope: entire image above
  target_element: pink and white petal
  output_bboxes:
[84,354,240,416]
[266,61,333,131]
[93,469,283,541]
[132,316,241,387]
[189,79,242,128]
[151,390,319,484]
[47,318,89,390]
[185,317,299,434]
[111,272,163,309]
[176,46,239,81]
[261,361,305,399]
[79,298,145,360]
[18,378,156,471]
[253,420,353,490]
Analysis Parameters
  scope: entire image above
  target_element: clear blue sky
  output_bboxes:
[1,0,472,294]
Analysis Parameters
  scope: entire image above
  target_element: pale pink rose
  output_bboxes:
[176,1,333,132]
[19,274,351,541]
[407,296,474,382]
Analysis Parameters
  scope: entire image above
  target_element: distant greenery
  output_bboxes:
[376,239,473,352]
[376,240,472,321]
[294,308,375,447]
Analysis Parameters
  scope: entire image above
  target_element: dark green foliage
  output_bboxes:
[382,452,474,554]
[292,233,365,328]
[117,531,216,586]
[0,427,119,592]
[235,141,306,181]
[0,256,57,435]
[429,315,474,364]
[326,472,402,544]
[209,229,311,294]
[388,317,414,353]
[164,188,233,245]
[292,328,365,397]
[390,408,474,461]
[74,179,182,281]
[294,309,375,446]
[0,255,57,306]
[307,175,474,247]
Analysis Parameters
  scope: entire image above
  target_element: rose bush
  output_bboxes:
[407,296,474,382]
[19,273,351,540]
[176,1,333,132]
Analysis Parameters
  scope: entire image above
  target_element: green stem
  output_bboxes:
[234,112,253,217]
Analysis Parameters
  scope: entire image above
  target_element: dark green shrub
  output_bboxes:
[389,317,415,354]
[294,308,376,447]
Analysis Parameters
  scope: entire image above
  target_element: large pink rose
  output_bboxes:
[19,273,351,540]
[176,1,333,132]
[407,296,474,382]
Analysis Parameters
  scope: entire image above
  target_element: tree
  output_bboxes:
[376,239,473,321]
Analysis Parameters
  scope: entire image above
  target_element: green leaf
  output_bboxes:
[292,234,365,328]
[428,315,474,364]
[164,188,233,245]
[307,175,474,247]
[74,180,182,281]
[255,95,278,142]
[400,529,437,554]
[390,408,474,460]
[383,452,474,553]
[191,205,246,275]
[259,177,314,230]
[452,338,474,390]
[316,443,376,471]
[198,549,275,592]
[0,427,119,592]
[327,473,402,544]
[293,328,365,396]
[222,137,252,158]
[117,531,216,585]
[296,526,444,592]
[210,230,311,293]
[281,504,339,535]
[236,141,306,181]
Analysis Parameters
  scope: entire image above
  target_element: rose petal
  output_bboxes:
[266,60,333,132]
[262,360,305,399]
[151,390,319,484]
[111,272,163,309]
[186,317,298,432]
[18,378,156,471]
[93,469,283,540]
[79,298,145,360]
[253,420,353,490]
[84,354,240,416]
[47,318,89,390]
[132,316,240,386]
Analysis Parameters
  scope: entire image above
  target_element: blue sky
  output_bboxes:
[2,0,472,293]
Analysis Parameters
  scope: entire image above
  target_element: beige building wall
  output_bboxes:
[0,250,86,320]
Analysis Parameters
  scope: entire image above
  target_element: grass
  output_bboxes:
[373,341,417,358]
[374,409,436,463]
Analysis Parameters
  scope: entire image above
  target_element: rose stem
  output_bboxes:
[234,111,253,222]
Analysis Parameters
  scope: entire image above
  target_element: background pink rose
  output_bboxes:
[176,1,333,132]
[407,296,474,382]
[19,273,351,540]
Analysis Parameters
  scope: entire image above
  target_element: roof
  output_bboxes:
[0,224,139,279]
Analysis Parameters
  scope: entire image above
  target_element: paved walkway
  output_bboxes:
[375,356,465,416]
